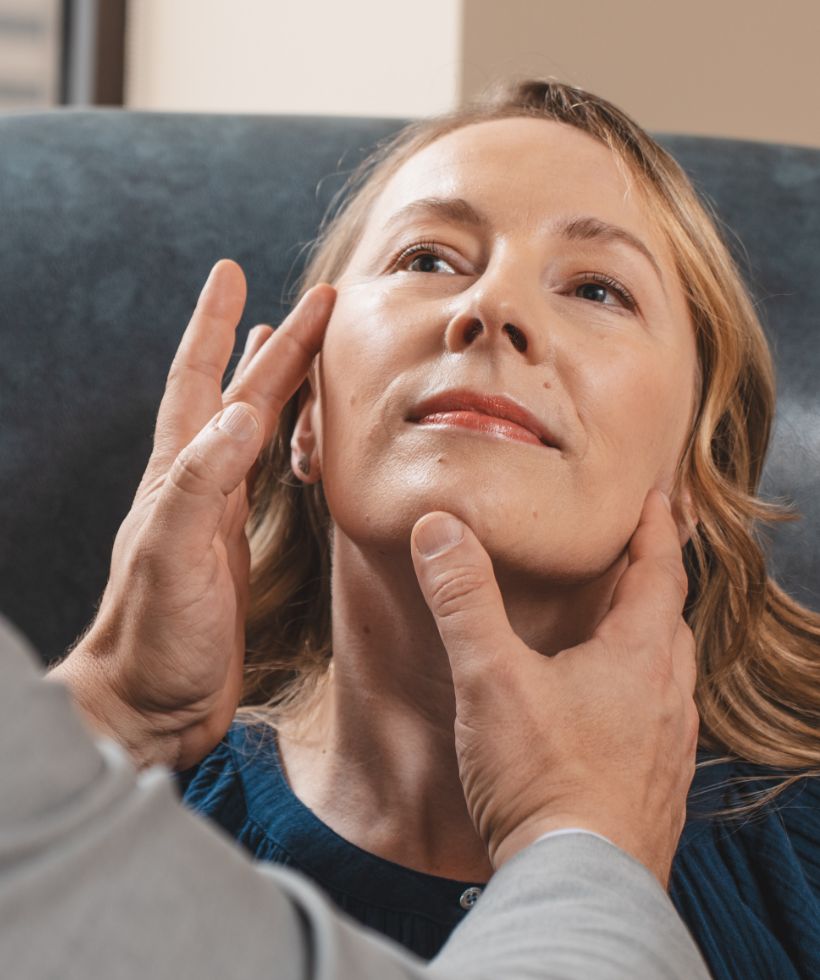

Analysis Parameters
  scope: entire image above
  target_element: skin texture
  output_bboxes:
[280,118,698,880]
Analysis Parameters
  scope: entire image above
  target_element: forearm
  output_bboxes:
[3,630,426,979]
[4,616,709,979]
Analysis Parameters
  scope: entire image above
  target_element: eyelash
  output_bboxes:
[390,242,638,312]
[574,272,637,312]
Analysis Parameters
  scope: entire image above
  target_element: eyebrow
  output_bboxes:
[382,196,665,291]
[557,214,665,291]
[383,196,489,233]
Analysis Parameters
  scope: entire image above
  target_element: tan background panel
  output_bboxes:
[461,0,820,147]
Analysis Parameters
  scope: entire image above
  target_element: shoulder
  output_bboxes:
[724,757,820,894]
[671,752,820,978]
[686,751,819,836]
[680,750,819,873]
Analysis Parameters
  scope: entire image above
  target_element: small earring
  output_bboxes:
[298,454,311,476]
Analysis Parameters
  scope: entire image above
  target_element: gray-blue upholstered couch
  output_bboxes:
[0,110,818,664]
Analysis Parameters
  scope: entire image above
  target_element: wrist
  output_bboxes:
[47,647,178,771]
[491,809,669,888]
[490,813,596,869]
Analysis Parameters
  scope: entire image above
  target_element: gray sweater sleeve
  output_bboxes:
[0,614,710,980]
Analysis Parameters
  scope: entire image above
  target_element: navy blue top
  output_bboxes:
[178,722,819,978]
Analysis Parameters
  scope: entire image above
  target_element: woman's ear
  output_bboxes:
[290,381,322,485]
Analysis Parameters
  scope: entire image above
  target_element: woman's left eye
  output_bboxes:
[393,243,457,275]
[573,274,636,311]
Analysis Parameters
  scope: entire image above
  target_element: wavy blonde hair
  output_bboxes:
[238,79,820,811]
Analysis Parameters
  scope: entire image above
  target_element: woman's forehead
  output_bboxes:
[366,117,662,246]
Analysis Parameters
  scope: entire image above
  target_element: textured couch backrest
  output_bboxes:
[1,110,818,663]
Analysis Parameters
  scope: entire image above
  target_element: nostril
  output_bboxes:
[463,319,483,344]
[504,323,528,353]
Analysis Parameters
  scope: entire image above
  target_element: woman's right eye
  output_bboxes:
[393,243,457,275]
[407,252,455,274]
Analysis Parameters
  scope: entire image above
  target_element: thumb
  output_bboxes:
[411,512,527,692]
[151,402,264,562]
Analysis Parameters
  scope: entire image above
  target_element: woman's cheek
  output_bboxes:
[324,282,410,364]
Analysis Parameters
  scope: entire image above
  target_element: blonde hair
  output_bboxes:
[238,79,820,811]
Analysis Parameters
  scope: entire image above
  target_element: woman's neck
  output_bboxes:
[278,528,622,882]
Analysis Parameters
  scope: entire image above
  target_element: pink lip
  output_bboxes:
[407,389,559,448]
[416,411,544,446]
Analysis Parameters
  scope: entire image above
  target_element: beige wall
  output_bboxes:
[126,0,819,146]
[461,0,820,147]
[126,0,461,116]
[0,0,61,108]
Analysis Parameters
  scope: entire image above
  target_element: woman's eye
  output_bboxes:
[408,252,455,274]
[573,275,636,311]
[394,244,457,275]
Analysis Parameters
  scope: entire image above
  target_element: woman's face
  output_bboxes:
[295,117,697,584]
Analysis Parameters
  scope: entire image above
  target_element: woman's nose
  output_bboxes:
[443,279,549,363]
[450,316,529,353]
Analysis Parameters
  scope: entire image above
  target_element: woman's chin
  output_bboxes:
[329,494,623,589]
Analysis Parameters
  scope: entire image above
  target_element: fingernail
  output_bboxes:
[415,514,464,558]
[660,491,672,512]
[217,404,258,441]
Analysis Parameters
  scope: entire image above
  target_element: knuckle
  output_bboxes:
[676,622,698,675]
[660,555,689,601]
[686,701,701,747]
[168,440,221,498]
[168,355,222,387]
[427,565,488,620]
[151,429,178,464]
[277,322,316,360]
[126,531,165,585]
[673,620,697,660]
[685,637,698,672]
[647,650,675,687]
[676,571,691,603]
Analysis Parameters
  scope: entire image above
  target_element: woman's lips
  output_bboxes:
[407,389,559,448]
[415,411,545,447]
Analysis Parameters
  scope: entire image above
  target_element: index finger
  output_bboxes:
[223,283,336,446]
[145,259,248,486]
[596,489,689,649]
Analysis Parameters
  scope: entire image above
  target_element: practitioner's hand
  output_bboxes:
[48,261,336,770]
[410,490,697,889]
